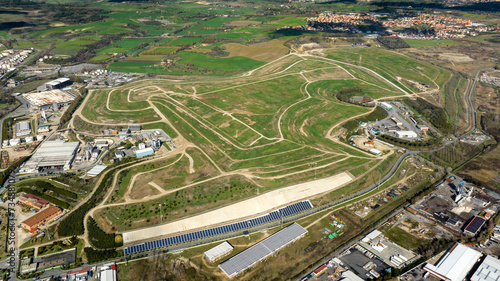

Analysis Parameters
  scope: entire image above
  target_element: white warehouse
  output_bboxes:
[16,121,31,137]
[19,140,80,174]
[395,130,418,138]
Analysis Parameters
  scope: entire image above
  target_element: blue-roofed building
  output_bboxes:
[134,147,154,158]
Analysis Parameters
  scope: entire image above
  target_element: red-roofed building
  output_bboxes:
[18,194,49,210]
[314,264,327,276]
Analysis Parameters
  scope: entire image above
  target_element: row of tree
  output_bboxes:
[59,90,86,129]
[405,98,453,134]
[17,187,70,209]
[57,157,135,237]
[377,36,410,49]
[18,180,77,199]
[87,217,123,249]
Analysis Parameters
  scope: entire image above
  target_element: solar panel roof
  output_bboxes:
[465,216,486,234]
[124,200,313,256]
[219,223,307,278]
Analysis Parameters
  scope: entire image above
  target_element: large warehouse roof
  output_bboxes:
[45,77,70,86]
[219,223,307,279]
[20,140,80,173]
[362,230,382,243]
[86,165,107,177]
[424,243,481,281]
[471,256,500,281]
[23,89,75,107]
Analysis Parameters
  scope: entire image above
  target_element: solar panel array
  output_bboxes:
[219,222,308,278]
[124,200,313,256]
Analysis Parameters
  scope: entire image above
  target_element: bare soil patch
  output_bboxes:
[222,40,289,62]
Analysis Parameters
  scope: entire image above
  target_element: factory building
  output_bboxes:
[423,243,481,281]
[23,89,75,111]
[18,194,49,210]
[464,216,487,236]
[219,223,307,279]
[471,256,500,281]
[16,121,31,136]
[38,77,72,91]
[205,242,234,264]
[21,206,63,231]
[19,140,80,174]
[134,147,155,158]
[395,130,418,138]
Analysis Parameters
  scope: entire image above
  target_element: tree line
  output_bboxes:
[405,98,453,134]
[57,158,136,237]
[377,36,410,49]
[17,187,70,209]
[87,216,123,249]
[18,180,77,199]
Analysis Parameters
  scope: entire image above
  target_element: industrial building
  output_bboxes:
[395,130,418,138]
[16,121,31,137]
[204,241,234,264]
[86,165,107,178]
[18,194,49,210]
[471,256,500,281]
[361,230,382,243]
[100,263,117,281]
[219,223,308,279]
[21,206,62,231]
[423,243,482,281]
[417,125,429,131]
[38,77,72,91]
[23,89,75,110]
[369,148,382,156]
[464,216,487,236]
[134,147,155,158]
[129,124,142,132]
[341,270,365,281]
[19,140,80,174]
[380,102,393,110]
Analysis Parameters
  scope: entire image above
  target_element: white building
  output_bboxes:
[380,102,393,110]
[16,121,31,137]
[471,256,500,281]
[23,89,75,110]
[341,271,365,281]
[204,241,233,264]
[100,263,117,281]
[369,148,382,156]
[423,243,481,281]
[362,230,382,243]
[395,131,418,138]
[19,140,80,173]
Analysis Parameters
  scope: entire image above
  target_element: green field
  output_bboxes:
[404,39,461,48]
[178,52,265,71]
[78,53,418,230]
[325,47,451,93]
